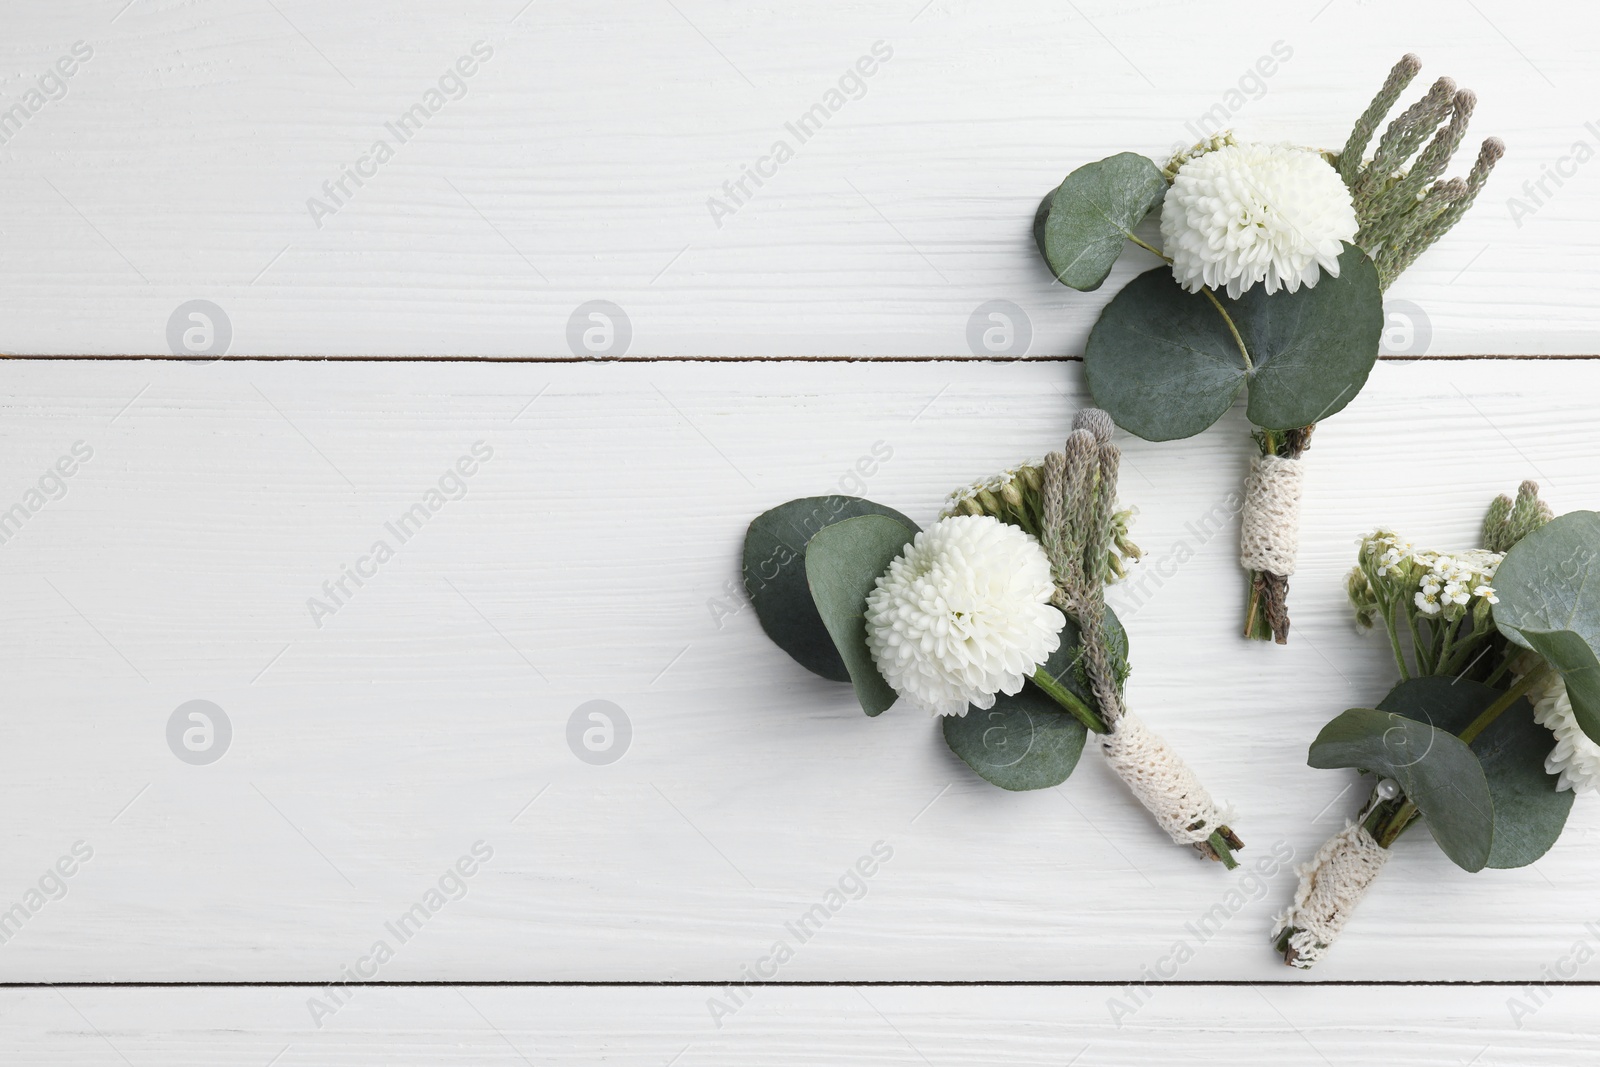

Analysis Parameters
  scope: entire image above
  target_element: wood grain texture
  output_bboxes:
[4,3,1598,1061]
[0,1,1596,356]
[1,358,1597,985]
[1,985,1594,1064]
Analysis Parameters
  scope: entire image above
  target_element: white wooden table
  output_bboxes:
[3,1,1598,1062]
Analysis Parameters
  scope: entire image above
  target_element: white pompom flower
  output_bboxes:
[1529,674,1600,794]
[1161,142,1358,299]
[864,515,1066,717]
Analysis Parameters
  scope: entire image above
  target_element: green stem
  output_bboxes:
[1433,617,1455,677]
[1244,571,1274,642]
[1200,287,1254,373]
[1439,623,1492,679]
[1029,668,1109,734]
[1206,830,1240,870]
[1126,235,1259,380]
[1372,799,1419,849]
[1126,233,1171,262]
[1407,611,1432,675]
[1382,596,1411,681]
[1483,653,1517,689]
[1459,664,1552,745]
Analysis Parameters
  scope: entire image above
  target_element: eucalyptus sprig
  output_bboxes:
[743,411,1242,871]
[1274,484,1600,967]
[1033,54,1501,646]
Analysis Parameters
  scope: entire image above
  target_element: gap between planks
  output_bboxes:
[5,980,1600,988]
[1,354,1597,364]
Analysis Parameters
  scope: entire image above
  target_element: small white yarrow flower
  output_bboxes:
[1356,532,1502,623]
[1161,142,1358,298]
[865,515,1065,717]
[1528,674,1600,794]
[1412,549,1502,619]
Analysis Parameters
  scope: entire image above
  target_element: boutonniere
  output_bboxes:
[744,411,1241,868]
[1033,54,1501,643]
[1274,483,1600,966]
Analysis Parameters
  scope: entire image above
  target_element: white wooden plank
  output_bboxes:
[1,357,1597,981]
[0,985,1593,1065]
[0,0,1596,355]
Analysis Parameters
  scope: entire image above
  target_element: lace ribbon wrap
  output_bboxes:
[1240,454,1304,576]
[1271,822,1390,968]
[1099,712,1228,847]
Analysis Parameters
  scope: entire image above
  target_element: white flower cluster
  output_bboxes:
[1411,548,1502,617]
[865,515,1065,718]
[1161,142,1358,298]
[1528,674,1600,794]
[1364,531,1410,577]
[1356,531,1502,620]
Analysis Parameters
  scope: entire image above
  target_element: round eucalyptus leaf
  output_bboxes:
[1308,705,1493,873]
[1037,153,1168,292]
[1238,245,1384,430]
[942,606,1125,790]
[1032,186,1056,266]
[942,688,1087,791]
[1084,244,1383,441]
[1084,267,1245,441]
[1378,677,1571,870]
[804,514,918,717]
[1493,511,1600,745]
[744,497,917,682]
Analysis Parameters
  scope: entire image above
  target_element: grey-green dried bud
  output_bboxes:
[1500,480,1554,549]
[976,489,1001,515]
[1001,480,1025,509]
[1073,408,1116,444]
[957,496,984,517]
[1481,493,1514,552]
[1064,427,1098,460]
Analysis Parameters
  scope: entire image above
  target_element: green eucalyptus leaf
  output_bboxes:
[1082,267,1245,442]
[942,606,1125,789]
[805,514,918,717]
[1037,153,1168,292]
[1238,246,1385,430]
[942,688,1087,791]
[1084,243,1383,441]
[1032,185,1056,266]
[1377,677,1571,870]
[744,497,918,682]
[1308,706,1494,872]
[1493,511,1600,745]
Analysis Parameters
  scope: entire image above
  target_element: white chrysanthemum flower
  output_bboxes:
[865,515,1065,717]
[1528,674,1600,793]
[1161,142,1358,298]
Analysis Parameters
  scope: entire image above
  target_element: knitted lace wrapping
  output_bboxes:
[1099,712,1227,846]
[1271,822,1390,968]
[1240,454,1304,576]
